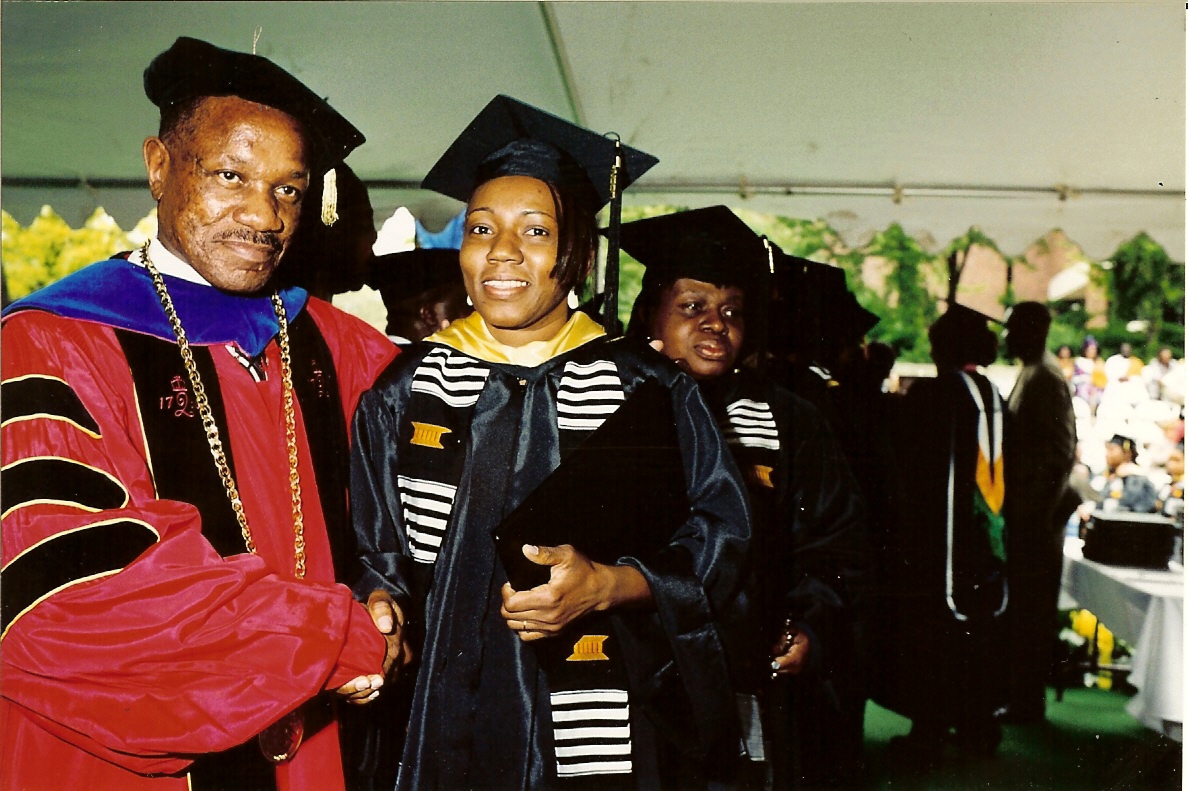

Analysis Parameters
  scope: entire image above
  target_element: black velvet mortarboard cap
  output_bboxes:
[934,302,1002,334]
[618,206,769,298]
[421,95,658,207]
[144,37,365,172]
[368,248,462,298]
[768,247,852,352]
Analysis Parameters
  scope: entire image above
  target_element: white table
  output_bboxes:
[1059,538,1183,741]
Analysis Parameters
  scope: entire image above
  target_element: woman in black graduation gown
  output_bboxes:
[348,97,752,791]
[621,206,868,790]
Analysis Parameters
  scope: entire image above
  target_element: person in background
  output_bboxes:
[1000,302,1076,724]
[369,247,472,345]
[876,304,1010,767]
[1055,344,1076,383]
[1156,441,1184,519]
[1073,336,1106,413]
[1104,341,1138,386]
[622,206,868,791]
[1144,347,1175,401]
[0,37,404,791]
[1077,434,1159,522]
[764,254,849,428]
[349,96,751,791]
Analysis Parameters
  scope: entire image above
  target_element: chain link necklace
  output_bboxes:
[141,242,307,579]
[141,243,309,763]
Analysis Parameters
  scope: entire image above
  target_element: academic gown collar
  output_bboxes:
[426,310,605,366]
[3,254,308,358]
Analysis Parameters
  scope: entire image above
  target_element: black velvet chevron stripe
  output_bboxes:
[115,329,243,559]
[1,458,128,516]
[1,376,101,435]
[0,519,158,634]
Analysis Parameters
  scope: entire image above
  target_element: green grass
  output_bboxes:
[862,687,1182,790]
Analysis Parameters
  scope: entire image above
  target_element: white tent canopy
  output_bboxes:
[2,1,1183,260]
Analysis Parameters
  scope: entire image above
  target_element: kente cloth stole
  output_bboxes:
[721,396,781,493]
[959,372,1006,562]
[398,349,636,783]
[115,311,347,791]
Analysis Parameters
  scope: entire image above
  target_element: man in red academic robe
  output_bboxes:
[0,37,405,791]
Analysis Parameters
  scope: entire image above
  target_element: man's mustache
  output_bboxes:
[219,229,283,252]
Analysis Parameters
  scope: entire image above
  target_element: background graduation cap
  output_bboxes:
[1106,433,1140,460]
[929,301,1002,367]
[768,246,854,359]
[144,36,365,226]
[421,95,658,333]
[367,248,462,298]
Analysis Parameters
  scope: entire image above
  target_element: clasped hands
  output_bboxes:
[336,590,415,706]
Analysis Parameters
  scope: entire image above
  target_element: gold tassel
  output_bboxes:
[321,168,339,226]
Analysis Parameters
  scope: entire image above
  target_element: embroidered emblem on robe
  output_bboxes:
[410,422,451,449]
[567,634,610,661]
[751,465,774,489]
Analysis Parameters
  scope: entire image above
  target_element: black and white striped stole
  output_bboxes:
[555,359,625,448]
[550,687,633,778]
[397,348,490,565]
[722,398,780,451]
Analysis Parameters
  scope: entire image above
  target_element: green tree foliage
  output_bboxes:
[1085,233,1184,358]
[944,227,1003,304]
[861,223,943,362]
[2,206,141,301]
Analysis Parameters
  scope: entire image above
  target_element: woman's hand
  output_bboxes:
[500,544,652,642]
[770,624,811,678]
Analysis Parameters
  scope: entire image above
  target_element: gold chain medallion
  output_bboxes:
[141,243,307,762]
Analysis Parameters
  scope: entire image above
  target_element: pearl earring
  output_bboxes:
[567,290,580,310]
[466,295,473,307]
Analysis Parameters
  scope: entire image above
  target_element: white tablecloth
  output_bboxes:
[1059,538,1184,741]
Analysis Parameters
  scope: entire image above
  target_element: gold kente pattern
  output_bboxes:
[567,634,610,662]
[410,422,452,450]
[752,465,774,489]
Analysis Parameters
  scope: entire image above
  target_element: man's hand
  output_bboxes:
[499,544,651,642]
[335,590,415,705]
[336,673,385,705]
[770,624,811,677]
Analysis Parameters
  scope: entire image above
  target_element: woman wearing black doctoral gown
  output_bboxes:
[348,97,752,791]
[621,206,868,790]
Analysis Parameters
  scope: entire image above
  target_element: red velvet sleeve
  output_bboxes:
[0,311,385,775]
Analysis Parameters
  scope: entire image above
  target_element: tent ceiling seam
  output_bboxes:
[5,176,1178,203]
[539,1,584,127]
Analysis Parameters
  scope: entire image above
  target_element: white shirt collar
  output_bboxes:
[128,237,211,286]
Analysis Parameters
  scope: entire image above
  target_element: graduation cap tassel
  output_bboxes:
[758,236,774,372]
[321,168,339,227]
[602,137,623,335]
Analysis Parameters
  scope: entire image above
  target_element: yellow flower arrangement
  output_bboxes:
[1069,609,1115,689]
